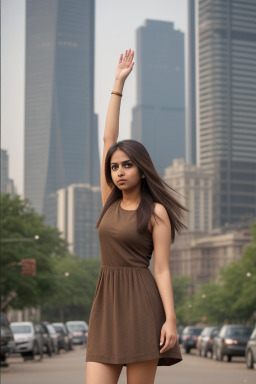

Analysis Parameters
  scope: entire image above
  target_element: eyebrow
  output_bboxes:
[110,160,132,165]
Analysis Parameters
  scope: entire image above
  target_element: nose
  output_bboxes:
[118,166,125,177]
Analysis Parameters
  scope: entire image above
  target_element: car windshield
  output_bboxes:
[226,327,252,338]
[47,325,56,334]
[53,325,63,332]
[11,325,32,334]
[67,324,86,331]
[184,327,203,335]
[1,313,9,327]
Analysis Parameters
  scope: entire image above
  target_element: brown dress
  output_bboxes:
[85,198,183,366]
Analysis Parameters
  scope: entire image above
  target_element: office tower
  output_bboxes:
[57,184,101,259]
[131,19,185,177]
[24,0,100,226]
[185,0,197,164]
[1,149,17,197]
[196,0,256,228]
[164,158,213,232]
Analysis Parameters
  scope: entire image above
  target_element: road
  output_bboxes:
[1,346,255,384]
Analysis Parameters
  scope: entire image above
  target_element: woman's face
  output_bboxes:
[110,149,142,190]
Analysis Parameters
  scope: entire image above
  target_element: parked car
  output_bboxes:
[43,323,59,354]
[0,312,15,365]
[212,324,253,362]
[10,321,43,361]
[38,323,53,357]
[245,327,256,369]
[52,323,71,351]
[177,326,184,345]
[197,326,220,357]
[65,321,88,345]
[181,326,204,353]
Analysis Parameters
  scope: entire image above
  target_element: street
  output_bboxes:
[1,346,255,384]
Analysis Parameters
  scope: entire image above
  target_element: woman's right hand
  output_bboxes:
[115,48,135,83]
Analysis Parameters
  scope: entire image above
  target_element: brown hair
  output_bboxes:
[95,139,189,243]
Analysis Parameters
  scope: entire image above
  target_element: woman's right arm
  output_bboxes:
[101,49,134,206]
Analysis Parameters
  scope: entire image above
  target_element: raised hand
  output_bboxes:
[115,48,135,83]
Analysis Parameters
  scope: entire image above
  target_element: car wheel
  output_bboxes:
[203,346,208,358]
[47,342,52,357]
[185,347,190,354]
[227,355,232,363]
[32,343,38,360]
[246,350,254,369]
[216,347,223,361]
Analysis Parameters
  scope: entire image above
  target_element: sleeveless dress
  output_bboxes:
[85,198,183,366]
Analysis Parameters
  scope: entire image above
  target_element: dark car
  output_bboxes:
[213,324,253,362]
[197,326,220,357]
[65,321,88,345]
[245,327,256,369]
[52,323,71,351]
[44,323,59,354]
[177,326,184,345]
[38,323,53,357]
[181,326,204,353]
[0,312,15,365]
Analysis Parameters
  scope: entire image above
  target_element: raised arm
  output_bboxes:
[101,48,135,206]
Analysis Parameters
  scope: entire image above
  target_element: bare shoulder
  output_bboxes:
[153,202,168,218]
[149,203,169,232]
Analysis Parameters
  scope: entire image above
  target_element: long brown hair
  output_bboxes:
[95,140,189,243]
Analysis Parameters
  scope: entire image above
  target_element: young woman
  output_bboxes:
[85,48,188,384]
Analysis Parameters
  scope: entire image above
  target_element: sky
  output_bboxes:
[1,0,187,197]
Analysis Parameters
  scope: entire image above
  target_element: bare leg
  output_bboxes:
[85,362,123,384]
[126,358,158,384]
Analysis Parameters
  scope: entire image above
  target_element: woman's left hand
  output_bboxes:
[159,320,178,353]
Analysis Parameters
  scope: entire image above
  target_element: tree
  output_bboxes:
[1,193,69,311]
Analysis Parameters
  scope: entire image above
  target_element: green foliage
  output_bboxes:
[1,193,101,320]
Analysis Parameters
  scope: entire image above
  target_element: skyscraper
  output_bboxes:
[185,0,197,165]
[196,0,256,228]
[131,19,185,177]
[24,0,99,224]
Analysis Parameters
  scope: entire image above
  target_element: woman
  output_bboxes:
[85,48,188,384]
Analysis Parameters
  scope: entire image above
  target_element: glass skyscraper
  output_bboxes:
[196,0,256,228]
[131,19,185,177]
[24,0,99,224]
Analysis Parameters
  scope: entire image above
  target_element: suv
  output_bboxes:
[0,312,15,365]
[10,322,44,361]
[213,324,253,362]
[181,326,204,353]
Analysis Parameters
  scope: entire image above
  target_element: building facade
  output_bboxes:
[131,19,185,177]
[170,227,252,290]
[57,183,101,259]
[195,0,256,228]
[164,158,213,233]
[24,0,100,226]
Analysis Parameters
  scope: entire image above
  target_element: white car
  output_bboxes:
[10,321,43,361]
[65,321,88,345]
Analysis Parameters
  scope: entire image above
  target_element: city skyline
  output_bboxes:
[2,0,187,197]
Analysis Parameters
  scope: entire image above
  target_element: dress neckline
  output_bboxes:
[118,199,138,212]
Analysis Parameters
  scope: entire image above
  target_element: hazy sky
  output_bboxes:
[1,0,187,197]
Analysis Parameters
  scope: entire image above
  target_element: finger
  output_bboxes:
[124,49,128,61]
[119,53,123,64]
[128,50,134,62]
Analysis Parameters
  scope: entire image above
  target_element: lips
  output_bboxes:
[118,179,127,183]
